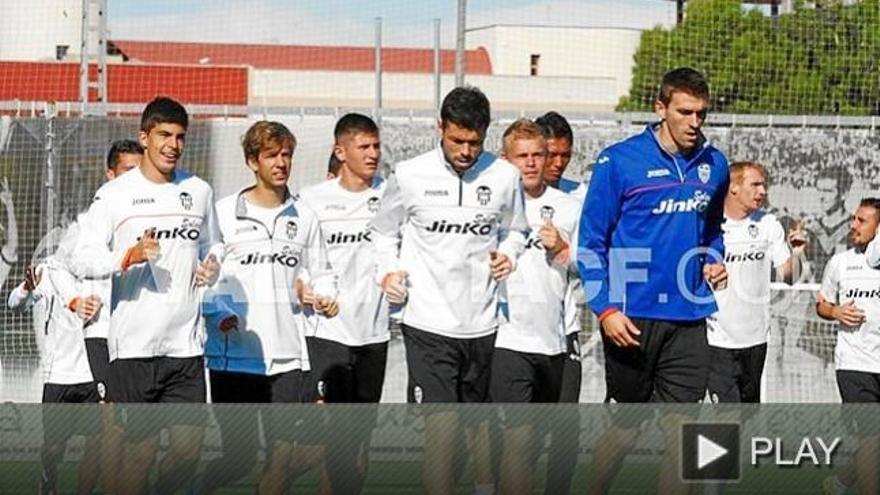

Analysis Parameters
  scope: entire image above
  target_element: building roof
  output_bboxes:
[108,40,493,75]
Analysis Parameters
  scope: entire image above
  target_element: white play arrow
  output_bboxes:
[697,434,728,470]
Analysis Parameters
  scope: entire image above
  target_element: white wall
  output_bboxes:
[251,69,620,113]
[0,0,81,61]
[468,25,641,101]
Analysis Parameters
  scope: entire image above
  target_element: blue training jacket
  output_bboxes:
[577,124,729,321]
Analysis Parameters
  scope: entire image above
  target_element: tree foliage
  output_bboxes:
[617,0,880,115]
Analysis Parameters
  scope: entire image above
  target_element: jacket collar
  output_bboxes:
[233,185,296,222]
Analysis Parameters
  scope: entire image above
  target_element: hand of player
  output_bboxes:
[218,314,238,333]
[315,296,339,318]
[787,225,808,255]
[195,254,220,287]
[23,265,41,292]
[127,228,161,266]
[381,271,409,304]
[75,294,102,322]
[295,278,317,307]
[538,219,565,255]
[489,251,513,281]
[600,312,641,348]
[834,301,866,328]
[703,262,727,289]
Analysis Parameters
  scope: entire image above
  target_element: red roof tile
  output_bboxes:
[109,40,492,75]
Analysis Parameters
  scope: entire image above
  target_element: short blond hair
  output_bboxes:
[730,161,768,185]
[501,118,546,155]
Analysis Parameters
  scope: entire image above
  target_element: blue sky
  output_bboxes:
[108,0,679,47]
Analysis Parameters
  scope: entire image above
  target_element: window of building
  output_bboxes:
[55,45,69,61]
[530,54,540,76]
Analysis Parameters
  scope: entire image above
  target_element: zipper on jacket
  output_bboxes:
[44,296,54,335]
[458,175,463,206]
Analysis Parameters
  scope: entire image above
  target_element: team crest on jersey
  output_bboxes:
[698,163,712,184]
[748,223,759,238]
[317,380,326,399]
[413,385,424,404]
[540,205,555,222]
[476,185,492,206]
[96,382,107,400]
[179,191,193,210]
[286,221,298,239]
[367,196,380,213]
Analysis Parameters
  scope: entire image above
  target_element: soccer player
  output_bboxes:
[298,112,389,493]
[73,97,223,495]
[579,67,729,495]
[370,86,528,494]
[491,118,579,495]
[83,140,141,394]
[198,120,336,495]
[77,139,142,495]
[535,110,584,495]
[817,198,880,495]
[8,251,102,495]
[535,110,586,201]
[707,161,805,404]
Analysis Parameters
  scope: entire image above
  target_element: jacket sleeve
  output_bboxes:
[7,282,36,312]
[369,172,406,284]
[71,192,128,277]
[496,178,529,269]
[577,151,623,317]
[302,208,336,299]
[199,188,225,262]
[703,156,729,260]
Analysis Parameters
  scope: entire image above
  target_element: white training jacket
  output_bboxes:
[73,167,222,361]
[8,260,93,385]
[496,187,580,355]
[204,188,333,375]
[299,177,390,347]
[551,178,586,337]
[820,248,880,373]
[370,146,529,339]
[707,211,790,349]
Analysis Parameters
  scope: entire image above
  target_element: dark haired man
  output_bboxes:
[298,113,389,493]
[75,96,222,495]
[819,198,880,495]
[579,68,730,495]
[371,86,529,494]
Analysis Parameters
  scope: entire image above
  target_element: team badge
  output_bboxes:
[748,224,759,238]
[179,191,193,210]
[317,380,326,399]
[698,163,711,184]
[413,385,424,404]
[540,205,555,222]
[367,196,380,213]
[96,382,107,400]
[286,220,298,239]
[476,185,492,206]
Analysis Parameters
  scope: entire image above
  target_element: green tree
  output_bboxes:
[618,0,880,115]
